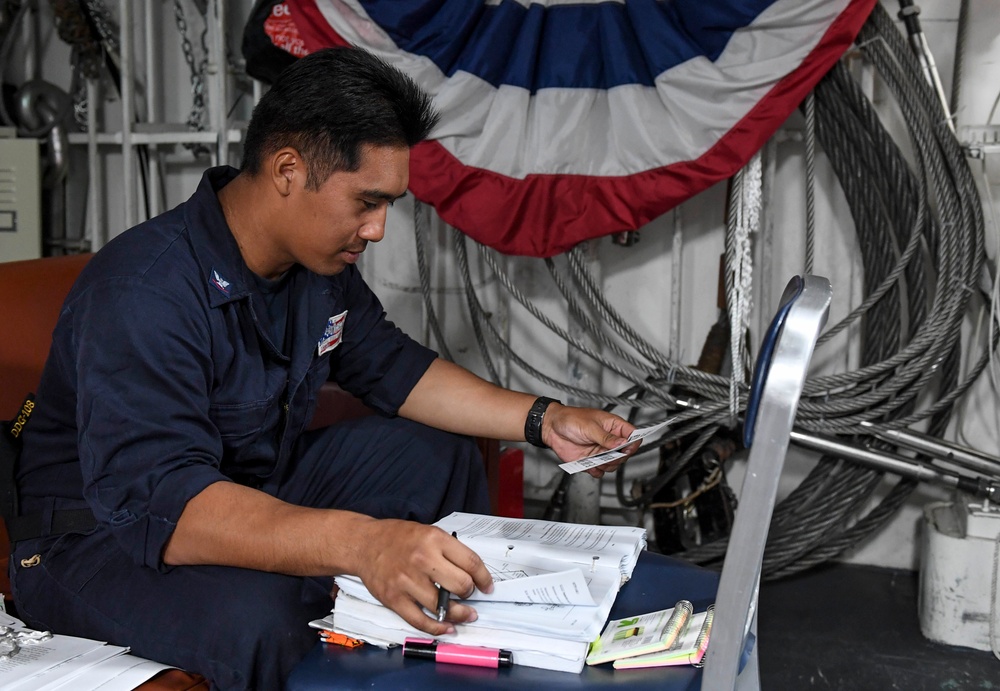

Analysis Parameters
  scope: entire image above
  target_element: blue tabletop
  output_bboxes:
[287,550,719,690]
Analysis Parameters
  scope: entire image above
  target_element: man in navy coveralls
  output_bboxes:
[11,47,637,689]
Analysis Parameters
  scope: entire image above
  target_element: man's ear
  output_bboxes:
[270,148,303,197]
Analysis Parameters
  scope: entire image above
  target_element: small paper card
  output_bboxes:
[558,419,673,474]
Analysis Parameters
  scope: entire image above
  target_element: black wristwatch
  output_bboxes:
[524,396,560,449]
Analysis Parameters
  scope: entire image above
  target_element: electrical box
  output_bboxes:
[0,128,42,262]
[919,496,1000,652]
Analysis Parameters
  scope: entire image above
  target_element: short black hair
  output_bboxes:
[241,47,440,189]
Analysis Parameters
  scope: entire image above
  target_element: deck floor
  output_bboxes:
[758,562,999,689]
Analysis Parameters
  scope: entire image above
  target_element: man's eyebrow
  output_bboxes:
[361,189,409,202]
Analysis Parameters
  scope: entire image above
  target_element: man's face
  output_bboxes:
[282,143,410,277]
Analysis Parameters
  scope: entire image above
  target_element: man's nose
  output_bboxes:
[360,209,387,242]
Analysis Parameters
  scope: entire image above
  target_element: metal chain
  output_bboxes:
[48,0,111,129]
[173,0,210,156]
[71,66,88,128]
[172,0,250,156]
[66,1,120,129]
[81,0,119,56]
[49,0,103,79]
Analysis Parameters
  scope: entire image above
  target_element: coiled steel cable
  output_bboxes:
[430,3,995,577]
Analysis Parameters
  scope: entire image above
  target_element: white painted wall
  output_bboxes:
[5,0,999,571]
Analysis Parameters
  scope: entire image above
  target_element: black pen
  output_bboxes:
[436,584,450,623]
[436,531,459,622]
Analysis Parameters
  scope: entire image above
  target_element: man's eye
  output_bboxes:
[362,200,378,211]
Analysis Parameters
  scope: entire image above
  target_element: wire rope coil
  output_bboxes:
[416,3,995,579]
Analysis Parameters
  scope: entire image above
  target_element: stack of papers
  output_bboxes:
[0,611,175,690]
[315,512,647,673]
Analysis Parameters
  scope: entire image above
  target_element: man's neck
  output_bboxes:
[218,174,286,280]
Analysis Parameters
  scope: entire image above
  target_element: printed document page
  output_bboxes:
[0,611,172,691]
[26,644,130,691]
[0,635,116,691]
[434,512,646,581]
[42,655,176,691]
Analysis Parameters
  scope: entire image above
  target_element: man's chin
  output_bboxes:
[306,258,349,277]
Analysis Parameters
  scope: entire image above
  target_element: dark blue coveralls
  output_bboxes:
[10,167,490,689]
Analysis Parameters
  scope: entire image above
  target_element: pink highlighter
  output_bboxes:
[403,637,514,668]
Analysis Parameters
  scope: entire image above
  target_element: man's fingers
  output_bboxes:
[357,520,494,630]
[441,535,494,595]
[395,599,455,636]
[445,601,479,624]
[471,571,493,595]
[585,450,636,476]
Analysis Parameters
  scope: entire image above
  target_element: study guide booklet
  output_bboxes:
[336,513,644,609]
[335,569,618,642]
[586,600,694,666]
[311,596,591,673]
[326,513,648,671]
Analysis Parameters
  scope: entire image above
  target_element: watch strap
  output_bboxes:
[524,396,560,449]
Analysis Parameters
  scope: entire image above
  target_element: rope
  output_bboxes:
[803,91,817,275]
[950,0,970,119]
[724,152,761,423]
[413,201,453,361]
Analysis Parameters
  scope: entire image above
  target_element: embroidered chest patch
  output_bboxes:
[210,269,231,296]
[317,310,348,356]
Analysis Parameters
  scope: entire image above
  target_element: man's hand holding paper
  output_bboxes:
[353,519,494,637]
[541,404,641,478]
[558,419,673,474]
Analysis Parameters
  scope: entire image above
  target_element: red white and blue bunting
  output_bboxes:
[254,0,877,257]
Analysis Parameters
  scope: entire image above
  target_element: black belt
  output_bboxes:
[6,508,98,543]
